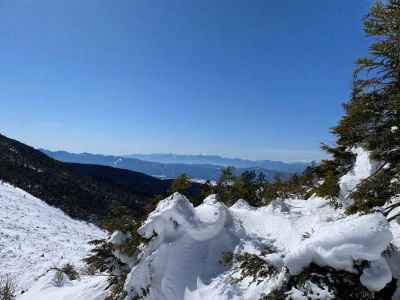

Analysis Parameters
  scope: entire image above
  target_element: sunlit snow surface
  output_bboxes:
[339,147,381,207]
[125,193,393,300]
[0,182,107,299]
[1,148,400,300]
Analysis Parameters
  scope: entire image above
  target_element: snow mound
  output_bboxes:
[125,193,239,300]
[0,182,107,299]
[284,213,393,290]
[124,193,394,299]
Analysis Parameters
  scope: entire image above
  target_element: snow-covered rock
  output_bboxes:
[123,193,394,300]
[285,213,392,276]
[125,193,239,300]
[285,212,394,292]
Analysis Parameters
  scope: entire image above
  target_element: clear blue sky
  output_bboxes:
[0,0,372,162]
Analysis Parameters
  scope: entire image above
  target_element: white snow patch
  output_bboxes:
[360,257,393,291]
[285,213,392,276]
[190,179,217,185]
[339,147,380,207]
[0,182,107,299]
[18,271,108,300]
[109,230,130,246]
[113,157,123,166]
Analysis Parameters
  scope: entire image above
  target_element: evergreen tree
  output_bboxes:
[215,168,271,206]
[101,201,136,233]
[200,180,214,199]
[319,0,400,214]
[216,167,236,205]
[232,170,261,206]
[171,173,191,194]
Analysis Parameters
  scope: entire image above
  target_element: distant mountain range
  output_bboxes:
[125,153,309,173]
[41,150,303,181]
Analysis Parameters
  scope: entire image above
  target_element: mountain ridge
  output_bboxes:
[41,149,298,181]
[124,153,310,173]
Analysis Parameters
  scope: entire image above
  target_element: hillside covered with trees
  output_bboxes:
[0,133,200,221]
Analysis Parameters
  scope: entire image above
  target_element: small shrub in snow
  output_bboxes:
[51,270,65,288]
[85,225,156,300]
[84,239,130,299]
[84,239,125,274]
[61,263,79,281]
[231,253,277,284]
[219,251,234,267]
[0,275,16,300]
[49,263,79,288]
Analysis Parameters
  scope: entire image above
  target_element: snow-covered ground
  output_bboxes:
[1,147,399,299]
[18,273,107,300]
[0,182,107,299]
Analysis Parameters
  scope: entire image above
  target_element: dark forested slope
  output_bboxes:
[0,133,182,221]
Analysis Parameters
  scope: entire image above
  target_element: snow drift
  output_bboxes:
[123,192,394,299]
[125,193,239,300]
